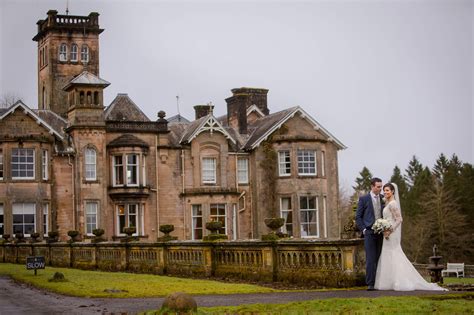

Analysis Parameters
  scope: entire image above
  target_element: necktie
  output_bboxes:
[374,195,381,219]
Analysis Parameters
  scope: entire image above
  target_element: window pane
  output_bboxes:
[210,204,226,235]
[297,150,316,175]
[278,151,291,175]
[280,197,293,236]
[85,148,96,180]
[202,157,216,183]
[126,154,138,185]
[192,205,203,240]
[12,148,35,179]
[237,158,249,183]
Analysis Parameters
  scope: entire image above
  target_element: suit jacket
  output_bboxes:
[355,193,384,232]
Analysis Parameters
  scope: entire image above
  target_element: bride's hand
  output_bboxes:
[383,230,391,239]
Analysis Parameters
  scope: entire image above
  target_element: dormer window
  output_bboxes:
[81,45,89,62]
[59,43,67,61]
[71,44,78,62]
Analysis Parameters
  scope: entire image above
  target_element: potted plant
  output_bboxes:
[1,234,10,243]
[121,227,137,243]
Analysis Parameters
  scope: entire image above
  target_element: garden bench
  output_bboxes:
[441,263,464,278]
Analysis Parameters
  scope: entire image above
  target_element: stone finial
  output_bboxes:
[158,110,166,119]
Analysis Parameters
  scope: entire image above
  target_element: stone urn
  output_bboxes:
[121,227,137,243]
[92,228,106,243]
[47,231,59,243]
[30,232,41,243]
[204,221,227,241]
[157,224,177,242]
[264,218,285,232]
[67,230,81,243]
[14,232,25,244]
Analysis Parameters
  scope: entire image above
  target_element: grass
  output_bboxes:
[0,263,280,298]
[443,277,474,285]
[167,293,474,314]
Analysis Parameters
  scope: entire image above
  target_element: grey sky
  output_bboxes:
[1,0,473,192]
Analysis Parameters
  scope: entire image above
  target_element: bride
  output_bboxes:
[374,183,446,291]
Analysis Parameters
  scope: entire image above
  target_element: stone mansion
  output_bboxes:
[0,10,346,242]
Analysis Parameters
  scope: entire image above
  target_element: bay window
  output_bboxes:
[297,149,316,175]
[116,204,142,236]
[278,151,291,176]
[113,154,140,186]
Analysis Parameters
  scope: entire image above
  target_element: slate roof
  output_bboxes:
[33,110,67,137]
[107,134,149,148]
[63,71,110,90]
[167,114,190,124]
[105,94,150,122]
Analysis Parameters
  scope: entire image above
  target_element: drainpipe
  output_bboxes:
[67,154,75,233]
[181,149,185,239]
[155,135,160,238]
[232,204,237,240]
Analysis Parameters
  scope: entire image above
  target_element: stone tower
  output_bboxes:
[32,10,103,118]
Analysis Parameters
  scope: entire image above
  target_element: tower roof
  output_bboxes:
[63,71,110,91]
[33,10,103,42]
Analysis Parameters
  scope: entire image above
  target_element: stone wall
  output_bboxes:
[0,239,365,287]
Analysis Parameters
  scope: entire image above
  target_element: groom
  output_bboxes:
[355,177,384,291]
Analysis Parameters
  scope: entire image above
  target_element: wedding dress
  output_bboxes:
[374,199,446,291]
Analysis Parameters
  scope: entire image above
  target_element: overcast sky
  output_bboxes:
[1,0,472,192]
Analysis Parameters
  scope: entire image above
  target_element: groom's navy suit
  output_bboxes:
[355,193,384,288]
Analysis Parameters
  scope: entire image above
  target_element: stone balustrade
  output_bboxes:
[0,239,365,287]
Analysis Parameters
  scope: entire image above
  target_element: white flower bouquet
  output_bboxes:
[372,218,391,234]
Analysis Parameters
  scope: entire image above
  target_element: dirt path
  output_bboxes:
[0,276,457,315]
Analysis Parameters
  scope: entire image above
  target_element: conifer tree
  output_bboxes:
[405,155,423,188]
[352,167,373,194]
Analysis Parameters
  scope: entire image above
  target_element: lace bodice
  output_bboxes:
[383,199,403,231]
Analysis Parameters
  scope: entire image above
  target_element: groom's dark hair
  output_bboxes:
[371,177,382,186]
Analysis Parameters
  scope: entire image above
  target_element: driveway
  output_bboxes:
[0,276,457,315]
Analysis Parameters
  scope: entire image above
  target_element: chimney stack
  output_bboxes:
[225,87,269,134]
[194,104,214,120]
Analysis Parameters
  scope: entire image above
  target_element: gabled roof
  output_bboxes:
[105,94,150,122]
[0,101,65,140]
[107,134,149,148]
[180,115,236,145]
[167,114,190,124]
[63,71,110,90]
[244,106,346,150]
[246,104,265,118]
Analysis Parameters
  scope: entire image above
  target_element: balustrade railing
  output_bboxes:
[0,239,364,287]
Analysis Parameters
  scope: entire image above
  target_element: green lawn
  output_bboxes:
[173,294,474,315]
[0,263,280,298]
[443,277,474,285]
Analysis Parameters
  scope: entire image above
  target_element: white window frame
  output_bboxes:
[210,203,227,235]
[43,204,49,236]
[191,205,203,240]
[81,45,89,62]
[116,204,141,236]
[202,157,217,184]
[323,196,328,238]
[126,154,139,186]
[297,149,317,176]
[12,148,35,180]
[0,204,4,236]
[71,44,78,62]
[278,151,291,176]
[237,158,249,184]
[280,197,293,236]
[299,196,319,238]
[86,202,98,236]
[59,43,67,61]
[113,155,124,186]
[321,151,326,177]
[12,203,36,237]
[42,150,48,180]
[0,149,3,180]
[85,148,97,181]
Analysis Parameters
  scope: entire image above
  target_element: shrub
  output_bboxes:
[92,228,105,237]
[48,272,68,282]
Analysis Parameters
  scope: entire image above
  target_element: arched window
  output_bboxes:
[79,91,85,104]
[59,43,67,61]
[71,44,78,62]
[42,87,46,108]
[85,148,97,181]
[86,91,92,104]
[93,91,99,105]
[81,45,89,62]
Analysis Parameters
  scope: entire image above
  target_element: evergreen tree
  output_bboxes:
[352,167,373,194]
[405,156,423,188]
[433,153,449,183]
[390,165,408,210]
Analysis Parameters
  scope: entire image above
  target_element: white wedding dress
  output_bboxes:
[374,199,446,291]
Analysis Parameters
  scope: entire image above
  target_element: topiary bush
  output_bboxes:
[67,230,80,243]
[47,231,59,243]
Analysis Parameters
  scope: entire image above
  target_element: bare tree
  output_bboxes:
[0,92,23,108]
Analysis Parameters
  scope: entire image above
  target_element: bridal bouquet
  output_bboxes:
[372,218,391,234]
